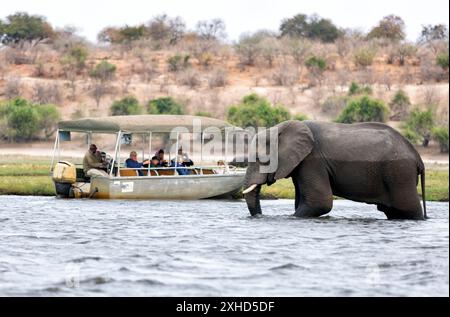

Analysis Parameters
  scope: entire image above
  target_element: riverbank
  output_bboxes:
[0,156,448,201]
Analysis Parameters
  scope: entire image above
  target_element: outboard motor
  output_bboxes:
[52,161,76,197]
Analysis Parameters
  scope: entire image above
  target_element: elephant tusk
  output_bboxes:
[243,184,258,195]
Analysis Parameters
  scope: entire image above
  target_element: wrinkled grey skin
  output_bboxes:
[244,120,427,220]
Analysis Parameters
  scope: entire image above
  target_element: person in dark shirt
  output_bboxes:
[125,151,149,176]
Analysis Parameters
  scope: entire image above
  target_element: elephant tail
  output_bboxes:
[420,167,427,220]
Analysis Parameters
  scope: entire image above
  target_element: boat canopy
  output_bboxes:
[58,115,236,133]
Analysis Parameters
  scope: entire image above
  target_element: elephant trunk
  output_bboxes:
[244,184,262,216]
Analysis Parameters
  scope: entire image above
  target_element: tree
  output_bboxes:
[147,97,184,115]
[280,13,341,42]
[436,52,449,70]
[195,19,226,41]
[0,12,55,45]
[419,24,449,44]
[432,126,449,153]
[235,32,264,67]
[0,98,59,141]
[404,109,435,147]
[336,96,389,123]
[389,89,411,120]
[90,60,117,82]
[305,56,327,86]
[227,93,291,128]
[36,104,60,139]
[147,14,185,46]
[368,15,405,42]
[111,96,142,116]
[98,25,146,46]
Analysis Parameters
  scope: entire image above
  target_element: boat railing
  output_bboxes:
[118,165,243,177]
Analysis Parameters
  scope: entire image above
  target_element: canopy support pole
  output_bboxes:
[110,131,121,177]
[50,130,59,172]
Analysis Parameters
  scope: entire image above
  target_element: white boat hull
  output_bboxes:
[84,173,245,200]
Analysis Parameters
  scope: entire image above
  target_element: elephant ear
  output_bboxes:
[274,120,314,180]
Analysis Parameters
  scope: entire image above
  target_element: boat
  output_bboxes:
[50,115,247,199]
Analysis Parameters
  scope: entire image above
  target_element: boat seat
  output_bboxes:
[120,169,138,177]
[156,169,175,176]
[76,168,91,183]
[200,169,216,175]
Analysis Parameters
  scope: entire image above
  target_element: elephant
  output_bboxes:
[243,120,427,220]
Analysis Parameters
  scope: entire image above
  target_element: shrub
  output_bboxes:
[336,95,389,123]
[235,33,263,67]
[404,109,435,146]
[227,93,291,128]
[147,97,184,115]
[0,98,59,141]
[110,96,142,116]
[348,82,372,96]
[436,52,449,70]
[353,47,376,68]
[194,111,213,117]
[432,126,449,153]
[280,13,341,42]
[305,56,327,70]
[36,103,60,139]
[90,60,117,82]
[389,89,411,120]
[167,54,190,72]
[294,113,309,121]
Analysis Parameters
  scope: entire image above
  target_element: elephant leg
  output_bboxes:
[293,177,300,210]
[293,159,333,218]
[382,185,424,220]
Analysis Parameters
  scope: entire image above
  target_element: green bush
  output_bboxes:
[227,93,291,128]
[167,54,190,72]
[110,96,142,116]
[305,56,327,70]
[90,60,117,82]
[194,111,213,117]
[402,127,420,144]
[353,47,377,67]
[0,98,59,141]
[348,82,373,96]
[432,126,449,153]
[436,52,449,70]
[36,104,60,139]
[294,113,308,121]
[389,89,411,120]
[336,96,389,123]
[404,108,435,147]
[147,97,184,115]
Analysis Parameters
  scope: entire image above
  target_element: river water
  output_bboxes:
[0,196,448,297]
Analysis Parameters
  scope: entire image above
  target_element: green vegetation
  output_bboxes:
[432,126,449,153]
[194,111,213,117]
[403,109,435,146]
[436,52,449,70]
[367,15,405,41]
[389,89,411,120]
[348,82,373,96]
[336,95,389,123]
[61,46,88,72]
[227,93,291,128]
[167,54,191,72]
[89,60,117,82]
[353,47,377,67]
[0,12,55,44]
[280,13,341,42]
[0,98,60,141]
[261,169,449,202]
[305,56,327,71]
[110,96,142,116]
[0,156,447,201]
[294,113,309,121]
[147,97,185,115]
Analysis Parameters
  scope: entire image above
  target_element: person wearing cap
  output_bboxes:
[83,144,108,177]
